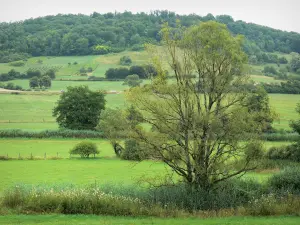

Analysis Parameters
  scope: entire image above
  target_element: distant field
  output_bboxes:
[2,79,150,91]
[0,51,151,78]
[0,93,298,130]
[1,215,300,225]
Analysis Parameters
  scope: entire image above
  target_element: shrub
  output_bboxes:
[70,141,99,158]
[266,144,300,162]
[2,185,171,217]
[244,141,264,160]
[268,167,300,193]
[0,129,104,139]
[245,193,300,216]
[119,56,132,66]
[9,61,25,67]
[121,139,143,161]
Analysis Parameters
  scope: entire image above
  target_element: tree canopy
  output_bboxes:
[53,86,106,130]
[125,21,263,189]
[1,11,300,62]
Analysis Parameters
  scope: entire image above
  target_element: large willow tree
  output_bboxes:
[127,21,261,189]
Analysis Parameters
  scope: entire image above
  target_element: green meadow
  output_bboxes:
[0,138,290,193]
[1,215,299,225]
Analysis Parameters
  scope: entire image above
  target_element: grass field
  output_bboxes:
[0,93,126,129]
[0,93,298,130]
[0,138,289,192]
[1,215,300,225]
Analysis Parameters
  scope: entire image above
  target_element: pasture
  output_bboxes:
[0,138,290,192]
[0,93,299,130]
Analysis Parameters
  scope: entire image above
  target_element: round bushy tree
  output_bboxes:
[53,86,106,130]
[70,141,99,158]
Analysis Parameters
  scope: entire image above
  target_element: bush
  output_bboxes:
[119,56,132,66]
[70,141,99,158]
[144,179,264,211]
[0,129,104,139]
[266,144,300,162]
[9,61,25,67]
[268,167,300,193]
[2,185,170,217]
[121,139,143,161]
[246,193,300,216]
[262,132,299,141]
[244,141,264,160]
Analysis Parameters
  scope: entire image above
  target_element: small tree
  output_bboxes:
[29,76,40,88]
[245,86,276,132]
[123,75,142,87]
[290,102,300,140]
[119,56,132,66]
[70,141,99,158]
[53,86,106,130]
[45,69,56,79]
[40,75,51,88]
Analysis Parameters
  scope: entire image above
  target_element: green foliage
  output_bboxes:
[27,69,42,78]
[263,66,278,75]
[119,56,132,66]
[1,11,300,60]
[121,139,144,161]
[269,167,300,193]
[0,129,104,138]
[290,102,300,136]
[9,61,25,67]
[105,67,130,79]
[70,141,99,158]
[45,69,56,79]
[246,193,300,216]
[2,185,168,216]
[0,82,23,91]
[262,80,300,94]
[53,86,106,130]
[40,76,52,88]
[244,141,264,161]
[29,76,40,88]
[92,45,111,55]
[266,144,300,162]
[245,86,275,132]
[290,53,300,72]
[123,75,142,87]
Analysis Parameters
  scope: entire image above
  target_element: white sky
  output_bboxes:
[0,0,299,33]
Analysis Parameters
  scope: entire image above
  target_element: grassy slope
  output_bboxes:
[0,51,151,78]
[1,215,299,225]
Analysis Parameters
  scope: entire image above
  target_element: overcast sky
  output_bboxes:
[1,0,299,33]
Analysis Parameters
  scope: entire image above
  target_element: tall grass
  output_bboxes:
[2,184,173,216]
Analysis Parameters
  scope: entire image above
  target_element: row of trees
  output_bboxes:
[1,11,300,62]
[105,65,158,79]
[0,69,56,81]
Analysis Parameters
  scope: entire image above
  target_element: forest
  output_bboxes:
[1,10,300,63]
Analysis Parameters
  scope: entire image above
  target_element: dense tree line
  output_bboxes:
[0,69,55,81]
[261,80,300,94]
[1,11,300,62]
[105,64,158,79]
